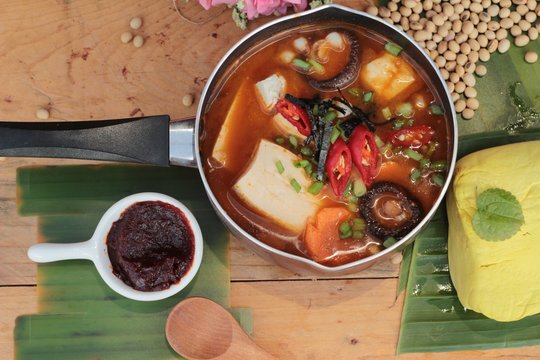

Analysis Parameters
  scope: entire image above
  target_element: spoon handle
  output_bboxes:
[27,240,95,263]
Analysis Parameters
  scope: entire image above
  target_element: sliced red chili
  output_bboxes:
[276,99,311,136]
[349,126,379,187]
[387,125,434,148]
[325,138,352,196]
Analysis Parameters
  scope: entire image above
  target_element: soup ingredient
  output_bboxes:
[256,74,286,111]
[106,201,195,292]
[182,93,194,107]
[273,113,306,140]
[360,182,422,239]
[472,188,524,241]
[293,37,309,54]
[447,141,540,321]
[360,52,418,103]
[133,35,144,48]
[387,125,434,148]
[304,207,353,262]
[308,30,361,91]
[120,31,133,44]
[35,107,50,120]
[325,138,352,196]
[275,98,311,136]
[212,81,250,167]
[525,51,538,64]
[233,139,319,233]
[130,16,143,30]
[349,126,379,186]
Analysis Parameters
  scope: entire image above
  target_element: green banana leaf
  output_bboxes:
[14,166,252,360]
[397,129,540,354]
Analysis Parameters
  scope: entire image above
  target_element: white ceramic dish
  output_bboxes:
[27,192,203,301]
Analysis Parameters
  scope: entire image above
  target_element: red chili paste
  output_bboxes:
[106,201,195,292]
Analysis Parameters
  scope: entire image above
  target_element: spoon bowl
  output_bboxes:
[27,192,203,301]
[166,297,275,360]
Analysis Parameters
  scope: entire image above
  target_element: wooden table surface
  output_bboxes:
[1,1,539,359]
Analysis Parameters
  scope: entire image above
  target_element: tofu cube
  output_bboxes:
[233,139,319,233]
[255,74,286,111]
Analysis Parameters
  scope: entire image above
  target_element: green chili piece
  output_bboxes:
[289,135,298,148]
[292,58,312,71]
[430,160,448,171]
[383,236,398,248]
[432,173,445,187]
[347,87,362,97]
[363,91,373,103]
[384,42,403,56]
[275,160,285,174]
[290,178,301,193]
[307,181,324,195]
[404,148,424,161]
[410,168,422,182]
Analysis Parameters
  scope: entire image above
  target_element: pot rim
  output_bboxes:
[194,4,458,273]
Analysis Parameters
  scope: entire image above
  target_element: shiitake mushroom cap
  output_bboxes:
[359,181,422,239]
[308,30,361,91]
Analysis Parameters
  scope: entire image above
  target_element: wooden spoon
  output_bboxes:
[166,297,275,360]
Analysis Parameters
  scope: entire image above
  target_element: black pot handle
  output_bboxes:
[0,115,170,166]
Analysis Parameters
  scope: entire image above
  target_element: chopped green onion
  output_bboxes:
[307,58,325,73]
[289,136,298,148]
[392,118,405,130]
[430,160,448,171]
[312,104,319,116]
[347,87,362,97]
[294,159,310,168]
[352,218,366,231]
[363,91,373,103]
[292,58,312,71]
[419,158,431,169]
[384,42,403,56]
[347,202,358,212]
[330,126,341,144]
[275,160,285,174]
[346,194,358,204]
[307,181,324,195]
[304,162,313,176]
[275,136,285,145]
[339,221,353,239]
[290,178,301,193]
[429,103,444,115]
[404,148,424,161]
[397,102,414,118]
[383,236,398,248]
[352,230,365,239]
[374,134,385,149]
[382,107,393,120]
[300,146,313,156]
[324,111,337,122]
[353,179,367,197]
[410,168,422,182]
[426,141,439,157]
[432,173,445,187]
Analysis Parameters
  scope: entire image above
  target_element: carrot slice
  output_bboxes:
[303,207,353,262]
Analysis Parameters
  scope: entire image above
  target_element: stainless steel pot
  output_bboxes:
[0,5,458,275]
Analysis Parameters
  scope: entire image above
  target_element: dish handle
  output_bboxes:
[27,240,95,263]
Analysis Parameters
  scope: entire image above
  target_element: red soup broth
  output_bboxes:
[201,24,450,267]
